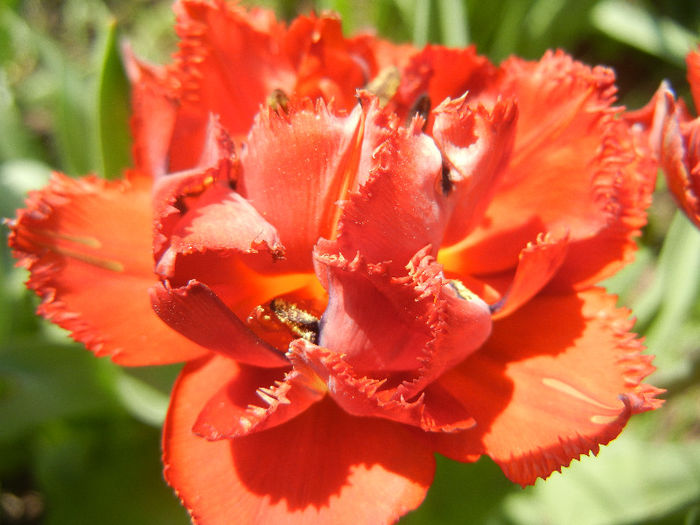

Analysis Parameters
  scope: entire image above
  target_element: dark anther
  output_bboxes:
[407,93,431,129]
[267,88,289,113]
[441,162,454,196]
[269,298,320,343]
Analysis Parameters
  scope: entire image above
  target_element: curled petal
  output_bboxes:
[432,96,518,244]
[8,172,207,365]
[489,233,569,319]
[150,279,289,368]
[688,47,700,111]
[315,245,492,375]
[433,289,662,486]
[661,99,700,228]
[284,13,377,108]
[164,356,435,524]
[335,118,449,266]
[193,359,325,440]
[289,339,476,433]
[454,51,656,286]
[155,186,283,279]
[392,44,497,119]
[124,49,179,178]
[240,100,364,271]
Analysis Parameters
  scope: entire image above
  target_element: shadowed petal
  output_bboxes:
[193,359,325,439]
[432,96,518,244]
[289,339,476,433]
[150,280,289,368]
[164,356,435,525]
[8,172,208,365]
[488,233,569,319]
[660,99,700,228]
[432,289,662,486]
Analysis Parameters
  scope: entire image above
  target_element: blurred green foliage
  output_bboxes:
[0,0,699,524]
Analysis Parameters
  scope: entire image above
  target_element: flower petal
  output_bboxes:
[432,289,662,486]
[193,359,325,440]
[239,100,364,271]
[432,96,518,244]
[8,172,208,365]
[393,45,497,119]
[150,279,289,368]
[661,100,700,228]
[688,47,700,111]
[335,118,449,266]
[488,233,569,319]
[284,13,377,109]
[289,339,476,433]
[168,0,294,170]
[124,49,179,177]
[315,245,491,374]
[164,356,435,524]
[455,51,656,285]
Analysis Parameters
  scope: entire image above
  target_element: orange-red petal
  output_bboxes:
[489,233,569,319]
[432,96,518,244]
[193,360,325,439]
[239,100,364,271]
[125,50,179,177]
[163,355,435,525]
[8,172,208,365]
[661,99,700,228]
[688,47,700,111]
[432,289,662,486]
[150,280,289,368]
[455,51,655,286]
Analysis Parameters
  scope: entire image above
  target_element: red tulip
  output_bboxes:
[8,1,663,523]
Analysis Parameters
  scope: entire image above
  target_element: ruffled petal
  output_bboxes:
[432,289,662,486]
[150,280,289,368]
[167,0,294,170]
[289,339,476,433]
[239,100,364,271]
[489,233,569,319]
[125,50,179,178]
[164,356,435,525]
[335,117,449,267]
[315,245,491,374]
[688,47,700,110]
[456,51,655,284]
[8,172,208,365]
[392,45,497,120]
[661,99,700,228]
[193,359,325,439]
[431,96,518,244]
[283,13,377,109]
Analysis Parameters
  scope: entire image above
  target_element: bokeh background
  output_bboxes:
[1,0,699,523]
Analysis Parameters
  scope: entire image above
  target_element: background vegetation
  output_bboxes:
[1,0,699,523]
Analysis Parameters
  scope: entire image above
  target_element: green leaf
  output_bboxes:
[0,342,119,443]
[97,18,131,180]
[33,418,190,525]
[591,0,696,66]
[436,0,469,47]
